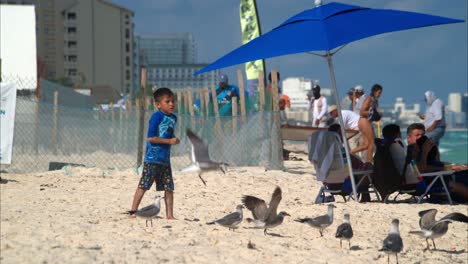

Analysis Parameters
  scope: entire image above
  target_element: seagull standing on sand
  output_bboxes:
[132,195,163,227]
[242,186,290,235]
[409,209,468,250]
[295,204,335,237]
[335,213,353,249]
[181,129,227,186]
[380,219,403,264]
[207,205,244,231]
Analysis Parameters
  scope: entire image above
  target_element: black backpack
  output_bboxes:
[372,139,405,200]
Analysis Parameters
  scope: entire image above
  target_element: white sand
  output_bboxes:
[1,149,467,263]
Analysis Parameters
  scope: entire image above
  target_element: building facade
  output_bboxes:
[1,0,134,95]
[146,64,218,90]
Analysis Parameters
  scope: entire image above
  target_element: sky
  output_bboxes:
[110,0,467,106]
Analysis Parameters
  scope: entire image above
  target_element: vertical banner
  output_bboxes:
[0,83,17,164]
[240,0,265,98]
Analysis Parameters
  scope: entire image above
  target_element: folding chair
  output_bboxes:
[308,131,380,203]
[417,170,455,205]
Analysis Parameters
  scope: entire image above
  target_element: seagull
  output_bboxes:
[380,219,403,264]
[181,129,227,186]
[242,186,290,235]
[131,195,163,227]
[207,205,244,231]
[295,204,335,237]
[335,213,353,249]
[409,209,468,250]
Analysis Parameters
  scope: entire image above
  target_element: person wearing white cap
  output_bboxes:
[328,105,364,154]
[310,84,328,128]
[418,91,445,146]
[353,85,366,114]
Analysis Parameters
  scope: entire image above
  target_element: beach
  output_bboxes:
[1,146,467,264]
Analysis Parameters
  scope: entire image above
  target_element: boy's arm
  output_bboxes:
[147,136,180,145]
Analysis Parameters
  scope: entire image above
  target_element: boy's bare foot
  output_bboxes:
[128,214,136,219]
[166,216,177,220]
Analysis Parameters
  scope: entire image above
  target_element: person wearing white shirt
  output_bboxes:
[353,85,366,113]
[310,84,328,127]
[418,91,446,146]
[328,105,363,155]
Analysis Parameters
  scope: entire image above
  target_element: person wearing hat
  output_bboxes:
[340,87,355,111]
[353,85,366,114]
[309,84,328,128]
[215,73,245,116]
[328,105,364,155]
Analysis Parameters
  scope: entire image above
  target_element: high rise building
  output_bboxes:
[462,93,468,113]
[1,0,134,95]
[134,34,217,91]
[448,93,462,113]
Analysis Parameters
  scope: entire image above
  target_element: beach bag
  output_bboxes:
[372,139,404,199]
[368,103,381,121]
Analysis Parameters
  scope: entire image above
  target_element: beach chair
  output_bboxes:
[417,170,455,204]
[308,131,379,203]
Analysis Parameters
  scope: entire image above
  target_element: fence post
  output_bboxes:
[52,91,59,155]
[136,66,147,167]
[258,70,265,111]
[187,88,195,129]
[34,97,41,154]
[237,69,246,123]
[232,96,238,132]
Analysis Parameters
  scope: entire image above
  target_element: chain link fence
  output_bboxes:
[2,77,283,173]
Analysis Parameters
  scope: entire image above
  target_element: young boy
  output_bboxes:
[129,87,180,219]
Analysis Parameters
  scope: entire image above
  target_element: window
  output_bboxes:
[125,42,130,52]
[126,56,130,66]
[67,13,76,20]
[69,69,77,76]
[67,27,76,34]
[126,70,130,80]
[68,41,77,48]
[125,28,129,39]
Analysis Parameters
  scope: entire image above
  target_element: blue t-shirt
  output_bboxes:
[144,110,177,165]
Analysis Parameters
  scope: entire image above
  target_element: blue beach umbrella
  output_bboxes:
[195,2,464,200]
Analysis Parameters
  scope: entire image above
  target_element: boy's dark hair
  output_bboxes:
[371,84,383,96]
[268,71,280,82]
[382,124,401,140]
[328,123,341,133]
[153,87,174,102]
[407,123,425,136]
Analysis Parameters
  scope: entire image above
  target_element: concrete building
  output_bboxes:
[391,97,421,126]
[147,64,219,90]
[463,93,468,113]
[1,0,134,95]
[448,93,462,113]
[282,77,312,110]
[134,34,217,92]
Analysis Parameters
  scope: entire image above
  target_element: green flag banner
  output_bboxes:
[240,0,264,80]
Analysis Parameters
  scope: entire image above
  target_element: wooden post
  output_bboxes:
[199,89,205,117]
[210,83,222,137]
[52,91,59,155]
[137,66,147,167]
[34,98,41,154]
[187,88,195,129]
[232,96,238,132]
[237,69,246,123]
[204,88,210,117]
[258,70,265,111]
[210,83,220,117]
[176,91,182,115]
[271,70,280,111]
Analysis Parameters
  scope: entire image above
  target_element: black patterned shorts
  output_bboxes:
[138,162,174,191]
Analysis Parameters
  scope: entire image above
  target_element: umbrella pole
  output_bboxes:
[325,51,359,202]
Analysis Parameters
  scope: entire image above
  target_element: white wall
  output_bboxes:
[0,5,37,89]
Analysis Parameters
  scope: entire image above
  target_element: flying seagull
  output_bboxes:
[207,205,244,231]
[335,213,353,249]
[409,209,468,250]
[127,195,163,227]
[380,219,403,264]
[295,204,335,237]
[242,186,290,235]
[181,129,227,186]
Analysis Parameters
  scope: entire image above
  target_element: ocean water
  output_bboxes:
[438,130,468,165]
